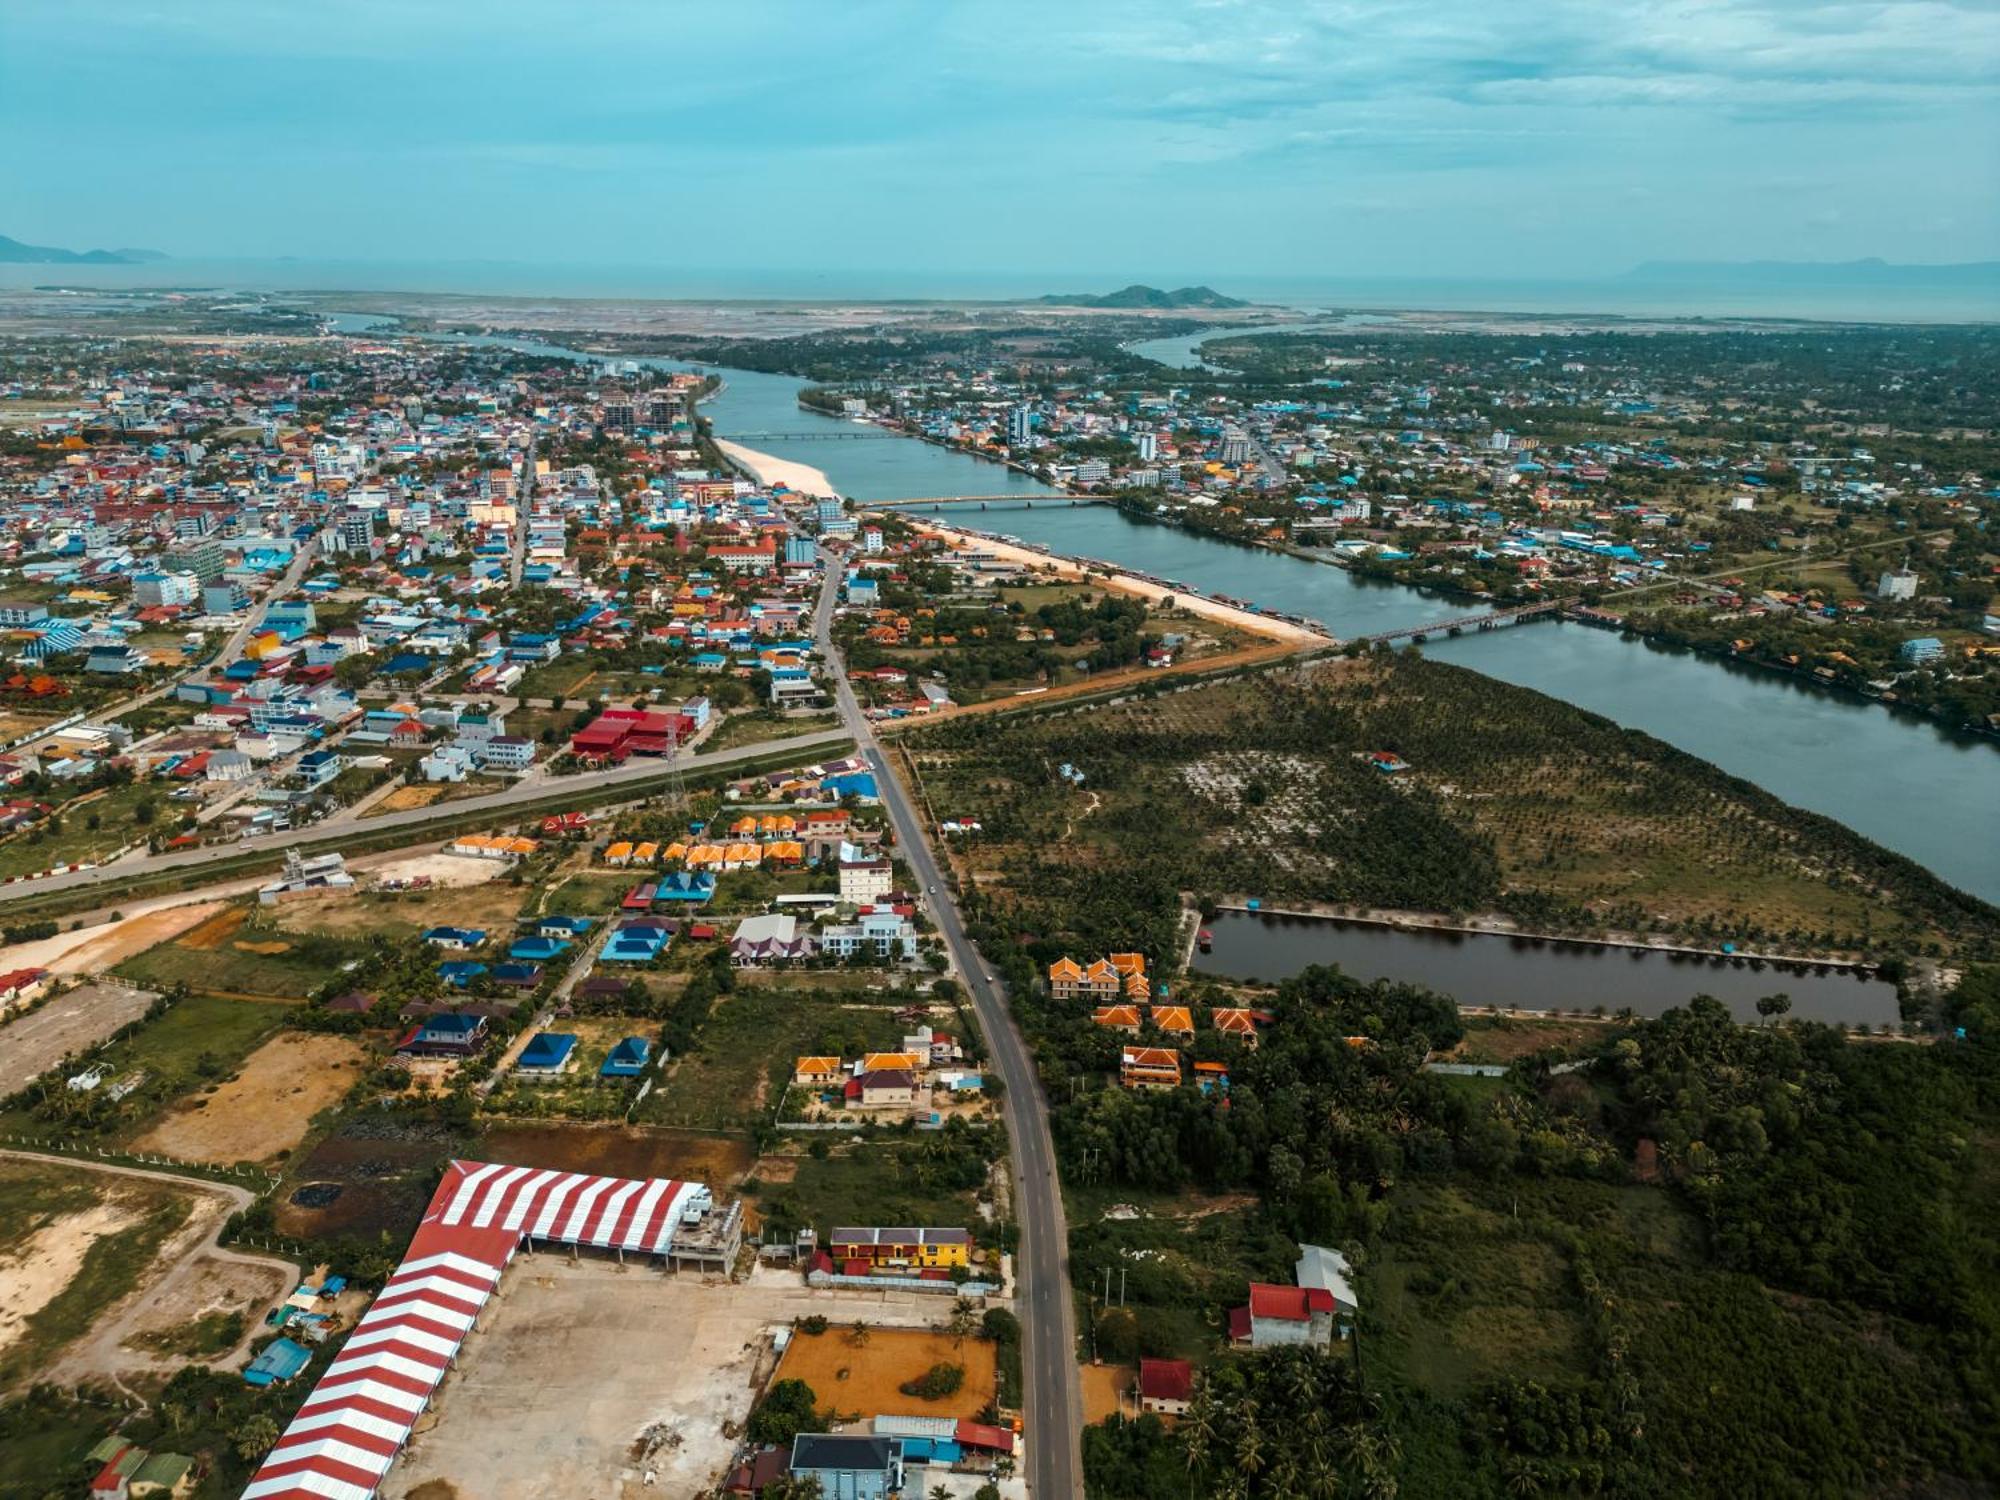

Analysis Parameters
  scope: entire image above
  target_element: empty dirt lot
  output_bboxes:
[775,1323,998,1424]
[132,1032,370,1164]
[0,981,160,1097]
[388,1260,983,1500]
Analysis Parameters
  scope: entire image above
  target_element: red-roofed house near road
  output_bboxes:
[1139,1357,1195,1416]
[1227,1283,1338,1349]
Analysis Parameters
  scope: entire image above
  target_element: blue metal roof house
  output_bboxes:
[515,1032,578,1075]
[244,1337,312,1387]
[536,916,595,939]
[600,1037,653,1078]
[423,926,487,950]
[508,935,571,962]
[603,925,669,963]
[654,872,716,903]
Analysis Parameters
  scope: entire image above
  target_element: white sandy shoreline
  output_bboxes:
[716,439,840,499]
[905,518,1328,646]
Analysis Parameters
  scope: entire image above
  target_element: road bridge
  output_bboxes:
[1361,598,1575,646]
[865,494,1100,509]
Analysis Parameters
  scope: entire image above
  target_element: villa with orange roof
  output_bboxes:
[794,1056,843,1087]
[1210,1007,1261,1048]
[1092,1004,1142,1034]
[1150,1005,1194,1038]
[1121,1046,1182,1090]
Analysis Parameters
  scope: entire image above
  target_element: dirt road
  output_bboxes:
[0,1150,297,1398]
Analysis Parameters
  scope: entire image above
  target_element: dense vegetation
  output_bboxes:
[909,652,1998,966]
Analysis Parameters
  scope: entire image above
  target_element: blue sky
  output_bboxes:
[4,0,1995,281]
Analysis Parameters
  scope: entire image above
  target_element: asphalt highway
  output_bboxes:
[0,727,850,906]
[813,568,1083,1498]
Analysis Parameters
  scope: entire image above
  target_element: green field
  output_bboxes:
[0,783,168,881]
[751,1126,1001,1249]
[702,709,840,753]
[115,921,366,1000]
[637,985,908,1131]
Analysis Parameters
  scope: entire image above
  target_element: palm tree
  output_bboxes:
[1181,1381,1218,1497]
[1233,1397,1266,1479]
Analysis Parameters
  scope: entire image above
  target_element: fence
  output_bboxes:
[0,1134,284,1194]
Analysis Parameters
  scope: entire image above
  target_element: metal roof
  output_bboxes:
[241,1160,706,1500]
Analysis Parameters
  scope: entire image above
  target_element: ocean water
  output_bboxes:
[1,259,1992,322]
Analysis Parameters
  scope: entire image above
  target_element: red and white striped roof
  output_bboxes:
[242,1160,705,1500]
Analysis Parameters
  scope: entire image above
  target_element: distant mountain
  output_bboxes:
[0,234,167,265]
[1624,257,2000,288]
[1036,283,1248,309]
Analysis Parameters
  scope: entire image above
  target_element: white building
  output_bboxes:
[838,857,893,905]
[1877,568,1919,601]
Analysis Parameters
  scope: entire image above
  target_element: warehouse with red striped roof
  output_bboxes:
[241,1160,712,1500]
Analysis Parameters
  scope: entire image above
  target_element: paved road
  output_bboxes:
[508,434,535,588]
[0,728,850,907]
[813,569,1083,1498]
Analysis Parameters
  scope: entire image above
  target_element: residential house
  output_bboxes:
[394,1012,489,1057]
[1139,1357,1195,1417]
[794,1056,844,1088]
[845,1068,916,1109]
[1120,1046,1182,1090]
[1091,1005,1141,1034]
[787,1435,904,1500]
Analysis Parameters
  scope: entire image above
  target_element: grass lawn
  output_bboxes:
[0,1390,107,1496]
[0,782,167,880]
[752,1130,998,1247]
[0,1160,195,1390]
[703,710,840,753]
[637,986,908,1131]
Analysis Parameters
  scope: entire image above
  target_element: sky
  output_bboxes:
[3,0,1996,285]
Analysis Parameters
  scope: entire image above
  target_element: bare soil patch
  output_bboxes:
[1081,1361,1135,1425]
[132,1032,370,1164]
[0,1202,138,1358]
[1,901,229,979]
[774,1325,998,1421]
[0,981,159,1097]
[178,907,247,951]
[476,1123,755,1187]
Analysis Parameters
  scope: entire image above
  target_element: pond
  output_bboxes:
[1192,910,1900,1026]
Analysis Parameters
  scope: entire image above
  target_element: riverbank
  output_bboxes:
[902,517,1330,646]
[714,438,840,499]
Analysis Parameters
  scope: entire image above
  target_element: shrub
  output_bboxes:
[898,1362,965,1401]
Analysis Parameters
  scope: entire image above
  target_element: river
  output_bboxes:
[1123,314,1394,372]
[1195,911,1901,1026]
[339,315,1997,904]
[933,503,1998,902]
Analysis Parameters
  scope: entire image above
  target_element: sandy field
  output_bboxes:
[1081,1361,1137,1424]
[774,1323,998,1423]
[119,1254,292,1366]
[909,519,1328,645]
[275,879,526,940]
[0,980,160,1097]
[716,439,839,499]
[132,1032,371,1164]
[0,900,229,978]
[369,852,512,890]
[178,906,247,951]
[389,1260,988,1500]
[0,1200,140,1360]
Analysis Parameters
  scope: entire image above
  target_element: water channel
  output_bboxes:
[342,314,1996,905]
[1195,911,1901,1026]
